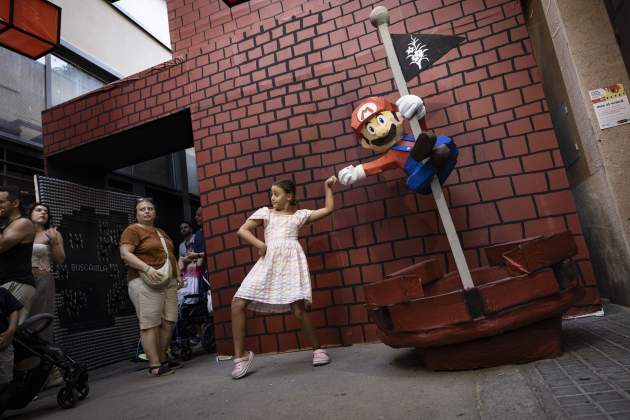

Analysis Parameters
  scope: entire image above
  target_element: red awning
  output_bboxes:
[0,0,61,59]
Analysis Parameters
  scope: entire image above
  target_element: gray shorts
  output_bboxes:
[0,345,14,385]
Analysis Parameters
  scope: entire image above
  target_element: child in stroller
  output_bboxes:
[169,247,215,361]
[0,313,89,414]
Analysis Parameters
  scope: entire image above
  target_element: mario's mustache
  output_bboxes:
[369,124,398,147]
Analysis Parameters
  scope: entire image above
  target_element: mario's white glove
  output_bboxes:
[338,164,366,185]
[396,95,426,120]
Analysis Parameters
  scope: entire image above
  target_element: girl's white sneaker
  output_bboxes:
[313,349,330,366]
[231,351,254,379]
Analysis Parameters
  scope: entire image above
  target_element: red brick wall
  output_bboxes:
[43,0,601,356]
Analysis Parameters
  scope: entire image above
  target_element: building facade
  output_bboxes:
[1,0,200,236]
[40,0,611,358]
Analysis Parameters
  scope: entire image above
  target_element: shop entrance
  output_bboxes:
[45,108,199,241]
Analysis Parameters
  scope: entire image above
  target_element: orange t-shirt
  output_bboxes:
[119,224,178,281]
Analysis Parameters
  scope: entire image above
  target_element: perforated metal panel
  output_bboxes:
[35,175,140,369]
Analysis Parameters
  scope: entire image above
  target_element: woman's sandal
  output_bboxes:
[148,364,175,377]
[163,359,182,370]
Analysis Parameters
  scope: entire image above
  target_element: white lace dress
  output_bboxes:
[234,207,313,313]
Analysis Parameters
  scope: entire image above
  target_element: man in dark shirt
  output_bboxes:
[187,207,210,303]
[178,221,194,259]
[0,185,36,324]
[0,287,23,388]
[192,207,205,259]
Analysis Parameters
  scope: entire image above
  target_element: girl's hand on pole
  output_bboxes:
[325,176,337,189]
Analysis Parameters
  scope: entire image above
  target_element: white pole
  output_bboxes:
[369,6,474,291]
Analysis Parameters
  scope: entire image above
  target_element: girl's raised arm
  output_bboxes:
[308,176,337,223]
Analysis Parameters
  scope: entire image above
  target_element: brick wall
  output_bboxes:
[42,0,601,356]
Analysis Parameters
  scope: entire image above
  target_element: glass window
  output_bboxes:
[113,0,171,48]
[0,48,45,144]
[117,154,175,188]
[50,55,104,107]
[185,148,199,196]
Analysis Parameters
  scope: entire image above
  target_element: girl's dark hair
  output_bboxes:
[272,180,298,206]
[28,202,51,229]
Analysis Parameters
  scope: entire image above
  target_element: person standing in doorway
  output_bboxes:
[187,207,208,297]
[0,186,36,324]
[190,207,205,263]
[120,198,181,377]
[177,221,194,260]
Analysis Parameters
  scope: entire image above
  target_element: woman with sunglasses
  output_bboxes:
[119,198,181,377]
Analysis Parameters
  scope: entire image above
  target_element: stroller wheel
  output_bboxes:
[57,387,78,409]
[181,346,193,361]
[77,382,90,400]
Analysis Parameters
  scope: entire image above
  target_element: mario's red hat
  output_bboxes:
[350,97,397,137]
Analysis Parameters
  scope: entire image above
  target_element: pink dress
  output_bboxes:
[234,207,313,313]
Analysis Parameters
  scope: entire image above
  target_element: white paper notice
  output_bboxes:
[589,84,630,130]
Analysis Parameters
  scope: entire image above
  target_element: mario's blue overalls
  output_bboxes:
[393,134,459,194]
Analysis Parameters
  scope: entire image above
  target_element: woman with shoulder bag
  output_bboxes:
[119,198,181,377]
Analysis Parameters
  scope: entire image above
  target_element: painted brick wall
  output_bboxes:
[42,0,601,356]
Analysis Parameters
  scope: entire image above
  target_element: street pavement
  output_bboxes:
[5,302,630,420]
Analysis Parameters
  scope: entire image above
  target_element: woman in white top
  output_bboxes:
[28,202,65,342]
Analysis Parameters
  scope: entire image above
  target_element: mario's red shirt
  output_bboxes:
[362,139,415,175]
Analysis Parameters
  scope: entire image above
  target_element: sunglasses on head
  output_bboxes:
[136,197,153,202]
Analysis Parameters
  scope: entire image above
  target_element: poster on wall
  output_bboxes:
[589,83,630,129]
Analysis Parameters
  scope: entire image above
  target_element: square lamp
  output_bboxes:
[0,0,61,59]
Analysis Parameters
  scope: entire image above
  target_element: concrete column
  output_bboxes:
[527,0,630,304]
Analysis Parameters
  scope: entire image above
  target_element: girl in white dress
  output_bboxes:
[230,176,337,379]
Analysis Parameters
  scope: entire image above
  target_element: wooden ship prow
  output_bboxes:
[364,231,584,370]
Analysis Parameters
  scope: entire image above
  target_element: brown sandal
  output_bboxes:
[148,365,174,377]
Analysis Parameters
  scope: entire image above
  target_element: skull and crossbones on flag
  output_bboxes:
[391,33,466,81]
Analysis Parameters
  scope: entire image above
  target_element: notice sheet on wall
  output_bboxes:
[589,84,630,129]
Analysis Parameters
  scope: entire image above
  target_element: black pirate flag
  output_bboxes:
[391,33,465,81]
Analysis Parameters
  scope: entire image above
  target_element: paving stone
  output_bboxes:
[563,404,603,416]
[537,366,564,375]
[576,376,602,385]
[551,386,582,396]
[603,372,630,382]
[615,381,630,393]
[582,383,613,392]
[589,391,625,402]
[547,378,574,387]
[556,395,591,406]
[565,367,594,375]
[600,400,630,413]
[539,370,569,379]
[529,305,630,418]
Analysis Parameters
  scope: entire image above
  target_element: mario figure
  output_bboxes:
[338,95,458,194]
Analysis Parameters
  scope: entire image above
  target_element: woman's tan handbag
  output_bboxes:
[139,229,172,289]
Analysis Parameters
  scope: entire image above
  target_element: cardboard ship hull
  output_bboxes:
[364,231,584,370]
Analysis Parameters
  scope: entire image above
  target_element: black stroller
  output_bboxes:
[0,313,89,415]
[169,274,215,361]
